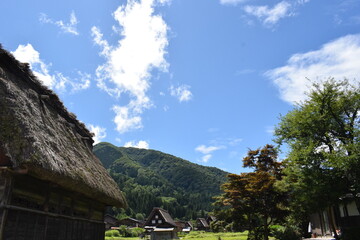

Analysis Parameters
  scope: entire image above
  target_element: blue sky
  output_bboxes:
[1,0,360,173]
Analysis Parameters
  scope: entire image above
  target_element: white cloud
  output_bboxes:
[209,137,242,147]
[124,140,149,149]
[113,105,143,133]
[266,34,360,103]
[229,151,240,159]
[220,0,248,6]
[201,154,212,163]
[297,0,310,4]
[244,1,293,26]
[39,11,79,35]
[170,84,193,102]
[92,0,169,134]
[88,124,107,144]
[56,71,91,93]
[195,145,223,154]
[12,44,90,92]
[12,43,55,87]
[266,126,275,135]
[228,138,243,146]
[157,0,172,4]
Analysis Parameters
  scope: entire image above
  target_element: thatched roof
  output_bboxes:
[145,207,177,227]
[197,218,209,228]
[0,45,126,207]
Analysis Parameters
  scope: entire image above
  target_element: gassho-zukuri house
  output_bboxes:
[0,46,126,239]
[144,207,178,240]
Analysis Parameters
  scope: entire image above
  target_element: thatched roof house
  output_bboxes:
[196,218,210,231]
[144,207,178,240]
[0,45,126,239]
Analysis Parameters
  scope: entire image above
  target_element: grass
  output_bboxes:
[180,231,249,240]
[180,231,275,240]
[105,237,139,240]
[104,231,275,240]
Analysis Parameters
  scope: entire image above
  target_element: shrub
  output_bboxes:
[117,225,145,237]
[210,220,226,233]
[105,229,120,237]
[130,227,145,237]
[225,222,234,232]
[270,225,302,240]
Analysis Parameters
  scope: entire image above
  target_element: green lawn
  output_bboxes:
[105,231,275,240]
[105,237,139,240]
[180,231,248,240]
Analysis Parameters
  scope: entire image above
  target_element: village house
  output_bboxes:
[104,214,121,230]
[175,221,193,233]
[309,194,360,239]
[118,217,144,228]
[206,215,217,225]
[0,46,126,239]
[196,218,209,231]
[144,207,178,240]
[174,220,192,233]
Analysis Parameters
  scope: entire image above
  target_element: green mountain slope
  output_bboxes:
[93,142,228,220]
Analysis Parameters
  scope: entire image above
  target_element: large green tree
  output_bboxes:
[216,144,286,240]
[275,79,360,237]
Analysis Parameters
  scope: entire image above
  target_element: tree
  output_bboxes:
[216,144,286,240]
[274,79,360,237]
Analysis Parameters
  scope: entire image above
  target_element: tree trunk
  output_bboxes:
[327,207,339,240]
[263,216,269,240]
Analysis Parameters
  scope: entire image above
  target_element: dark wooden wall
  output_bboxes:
[0,172,107,240]
[3,209,104,240]
[0,169,12,238]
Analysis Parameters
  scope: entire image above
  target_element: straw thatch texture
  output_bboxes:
[0,46,126,207]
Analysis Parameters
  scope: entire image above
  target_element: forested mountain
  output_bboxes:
[93,142,228,220]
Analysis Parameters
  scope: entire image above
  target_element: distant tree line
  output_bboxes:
[94,143,228,220]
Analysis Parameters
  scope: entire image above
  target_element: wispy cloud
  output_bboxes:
[266,34,360,104]
[297,0,310,4]
[88,124,107,144]
[350,15,360,25]
[170,84,193,102]
[235,69,255,75]
[12,44,90,93]
[220,0,248,6]
[201,154,212,163]
[39,11,79,35]
[124,140,150,149]
[209,137,243,147]
[221,0,310,27]
[243,1,293,26]
[228,138,243,146]
[266,126,275,135]
[112,105,142,133]
[195,144,224,163]
[196,145,224,154]
[92,0,169,134]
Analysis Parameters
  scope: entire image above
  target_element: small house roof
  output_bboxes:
[206,215,217,222]
[187,221,193,229]
[0,46,126,207]
[153,228,175,232]
[145,207,177,227]
[197,218,209,228]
